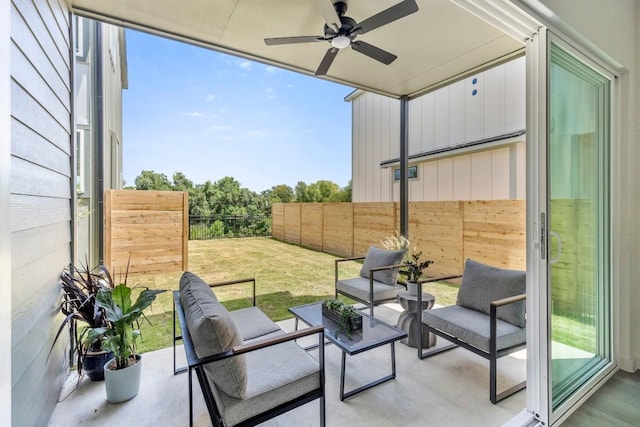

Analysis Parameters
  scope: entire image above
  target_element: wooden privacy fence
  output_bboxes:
[104,190,189,275]
[272,201,525,277]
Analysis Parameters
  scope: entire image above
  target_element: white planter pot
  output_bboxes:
[406,282,418,295]
[103,355,142,403]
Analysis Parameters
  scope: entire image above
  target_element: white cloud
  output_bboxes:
[185,111,205,117]
[265,87,276,100]
[247,130,265,138]
[208,125,233,132]
[206,94,219,102]
[237,60,252,70]
[264,65,278,74]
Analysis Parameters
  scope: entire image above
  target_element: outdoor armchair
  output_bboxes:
[335,245,405,316]
[417,259,526,403]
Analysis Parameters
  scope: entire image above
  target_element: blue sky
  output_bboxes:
[123,30,354,193]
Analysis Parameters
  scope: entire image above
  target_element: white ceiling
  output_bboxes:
[70,0,528,98]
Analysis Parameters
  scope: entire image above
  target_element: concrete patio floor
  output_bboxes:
[47,303,527,426]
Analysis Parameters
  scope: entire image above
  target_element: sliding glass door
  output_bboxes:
[547,39,613,421]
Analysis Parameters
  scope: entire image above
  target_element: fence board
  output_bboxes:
[353,202,397,256]
[323,203,353,257]
[463,200,526,270]
[408,201,464,277]
[271,204,285,240]
[104,190,188,275]
[284,203,302,245]
[300,204,323,250]
[271,200,526,277]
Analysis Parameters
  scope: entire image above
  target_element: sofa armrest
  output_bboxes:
[491,293,526,308]
[489,293,526,355]
[208,277,256,306]
[194,326,325,366]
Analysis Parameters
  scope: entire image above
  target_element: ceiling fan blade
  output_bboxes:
[351,41,397,65]
[354,0,419,35]
[315,47,340,76]
[264,36,324,46]
[312,0,341,32]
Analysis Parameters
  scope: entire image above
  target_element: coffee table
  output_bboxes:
[289,302,407,401]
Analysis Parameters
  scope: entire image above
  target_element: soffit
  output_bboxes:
[69,0,526,98]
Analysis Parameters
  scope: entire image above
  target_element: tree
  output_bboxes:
[172,172,193,191]
[134,170,172,190]
[262,184,294,203]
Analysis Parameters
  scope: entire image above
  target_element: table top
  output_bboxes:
[289,302,407,355]
[397,291,435,302]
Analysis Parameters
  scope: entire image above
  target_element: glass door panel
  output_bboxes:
[548,42,611,412]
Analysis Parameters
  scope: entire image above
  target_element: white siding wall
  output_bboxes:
[10,0,72,425]
[352,57,526,202]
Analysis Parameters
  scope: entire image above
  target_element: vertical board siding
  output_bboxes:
[104,190,189,275]
[273,201,525,276]
[300,204,323,251]
[350,58,525,204]
[10,0,72,425]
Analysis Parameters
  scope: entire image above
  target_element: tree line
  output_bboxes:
[130,170,352,218]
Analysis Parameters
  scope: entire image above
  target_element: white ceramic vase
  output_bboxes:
[103,355,142,403]
[406,282,418,295]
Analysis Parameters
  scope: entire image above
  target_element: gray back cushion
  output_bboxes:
[179,272,247,399]
[359,246,405,285]
[180,271,218,302]
[456,259,526,328]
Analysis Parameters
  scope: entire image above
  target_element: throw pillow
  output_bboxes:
[359,245,405,285]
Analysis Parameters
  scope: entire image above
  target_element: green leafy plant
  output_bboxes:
[323,298,361,339]
[48,263,113,373]
[86,269,165,370]
[399,251,433,283]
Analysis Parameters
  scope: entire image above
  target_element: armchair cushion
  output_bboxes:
[456,259,526,328]
[180,275,247,399]
[336,277,404,303]
[359,246,404,285]
[179,271,218,302]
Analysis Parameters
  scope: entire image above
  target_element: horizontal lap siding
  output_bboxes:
[10,0,72,425]
[104,190,189,275]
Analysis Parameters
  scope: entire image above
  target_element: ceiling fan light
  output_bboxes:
[331,35,351,49]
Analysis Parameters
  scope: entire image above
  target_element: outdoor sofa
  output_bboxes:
[173,271,325,426]
[417,259,526,403]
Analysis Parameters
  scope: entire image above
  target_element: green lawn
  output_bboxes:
[132,238,460,353]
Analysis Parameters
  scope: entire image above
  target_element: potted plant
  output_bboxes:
[322,299,362,339]
[86,270,165,403]
[49,263,114,381]
[399,251,434,295]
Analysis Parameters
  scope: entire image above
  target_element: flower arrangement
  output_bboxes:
[322,298,362,339]
[380,232,433,283]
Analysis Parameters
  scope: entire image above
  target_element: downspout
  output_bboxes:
[399,95,409,237]
[94,23,105,265]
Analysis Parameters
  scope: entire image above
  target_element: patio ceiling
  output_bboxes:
[69,0,534,98]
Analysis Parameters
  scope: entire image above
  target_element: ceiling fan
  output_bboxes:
[264,0,419,76]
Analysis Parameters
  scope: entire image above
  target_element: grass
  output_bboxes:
[131,238,460,353]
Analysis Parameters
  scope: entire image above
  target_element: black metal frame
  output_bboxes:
[334,256,405,316]
[173,280,326,427]
[416,278,527,404]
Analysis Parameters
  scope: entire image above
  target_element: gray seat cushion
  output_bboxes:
[216,341,320,426]
[359,246,405,285]
[422,305,525,353]
[456,259,526,327]
[337,277,404,303]
[230,307,282,341]
[180,271,218,301]
[180,273,247,399]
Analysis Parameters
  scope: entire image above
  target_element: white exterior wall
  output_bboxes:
[352,57,526,203]
[10,0,72,425]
